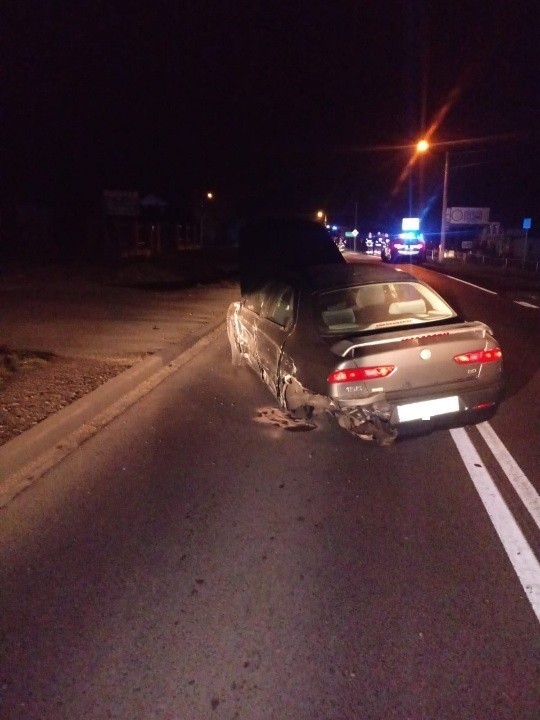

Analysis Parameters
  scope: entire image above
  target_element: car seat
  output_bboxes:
[355,285,388,324]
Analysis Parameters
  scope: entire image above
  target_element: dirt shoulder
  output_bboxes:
[0,253,240,446]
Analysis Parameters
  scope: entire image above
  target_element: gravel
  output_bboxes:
[0,353,131,446]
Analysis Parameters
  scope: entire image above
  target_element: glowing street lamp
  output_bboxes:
[317,209,327,225]
[417,139,429,154]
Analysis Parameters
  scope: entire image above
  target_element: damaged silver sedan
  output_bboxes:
[227,263,503,445]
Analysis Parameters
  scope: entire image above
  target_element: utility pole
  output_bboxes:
[521,218,532,269]
[439,151,449,262]
[354,202,358,252]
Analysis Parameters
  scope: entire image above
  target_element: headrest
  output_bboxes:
[388,299,427,315]
[356,284,386,308]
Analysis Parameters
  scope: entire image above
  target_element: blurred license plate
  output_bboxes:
[397,396,459,422]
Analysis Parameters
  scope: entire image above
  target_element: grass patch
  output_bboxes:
[0,346,56,383]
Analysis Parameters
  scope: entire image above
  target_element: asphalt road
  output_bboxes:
[405,261,540,489]
[1,264,539,718]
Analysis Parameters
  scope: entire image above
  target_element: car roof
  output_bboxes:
[289,263,416,293]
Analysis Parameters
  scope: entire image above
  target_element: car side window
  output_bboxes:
[243,288,264,315]
[262,283,295,328]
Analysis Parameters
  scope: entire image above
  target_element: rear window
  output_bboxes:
[316,281,456,334]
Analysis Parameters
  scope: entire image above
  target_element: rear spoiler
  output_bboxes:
[331,321,492,358]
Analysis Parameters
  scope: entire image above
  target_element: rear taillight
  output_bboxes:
[474,401,496,410]
[392,240,424,249]
[454,347,502,364]
[327,366,396,383]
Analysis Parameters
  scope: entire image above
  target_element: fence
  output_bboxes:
[427,249,540,274]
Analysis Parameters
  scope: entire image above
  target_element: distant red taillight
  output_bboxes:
[454,347,502,365]
[474,401,496,410]
[327,366,396,383]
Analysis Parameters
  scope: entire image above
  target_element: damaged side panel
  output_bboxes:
[227,302,263,372]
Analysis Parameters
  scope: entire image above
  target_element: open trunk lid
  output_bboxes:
[239,217,344,296]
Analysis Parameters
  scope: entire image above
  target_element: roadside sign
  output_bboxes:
[447,207,490,225]
[523,218,532,230]
[402,217,420,231]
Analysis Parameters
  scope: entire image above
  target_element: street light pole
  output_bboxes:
[415,139,429,227]
[200,191,214,246]
[439,151,449,262]
[354,201,358,252]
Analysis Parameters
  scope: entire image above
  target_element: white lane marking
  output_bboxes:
[477,421,540,530]
[450,427,540,623]
[514,300,540,309]
[444,275,498,295]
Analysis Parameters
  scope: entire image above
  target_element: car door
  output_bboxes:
[234,286,265,373]
[256,281,295,397]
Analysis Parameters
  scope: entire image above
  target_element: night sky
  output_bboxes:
[3,0,539,233]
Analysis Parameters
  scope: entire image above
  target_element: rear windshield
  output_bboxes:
[316,281,456,334]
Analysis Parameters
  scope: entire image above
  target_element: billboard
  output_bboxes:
[103,191,140,217]
[446,207,490,225]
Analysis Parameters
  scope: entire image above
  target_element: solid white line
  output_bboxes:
[444,275,498,295]
[450,427,540,623]
[514,300,540,309]
[477,422,540,530]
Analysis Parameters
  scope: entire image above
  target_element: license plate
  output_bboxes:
[397,396,459,422]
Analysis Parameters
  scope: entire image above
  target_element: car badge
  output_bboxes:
[420,348,432,360]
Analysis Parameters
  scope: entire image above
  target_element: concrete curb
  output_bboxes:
[0,316,227,486]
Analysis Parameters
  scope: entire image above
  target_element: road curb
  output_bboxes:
[0,317,227,491]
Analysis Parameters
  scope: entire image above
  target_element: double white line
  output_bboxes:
[451,423,540,623]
